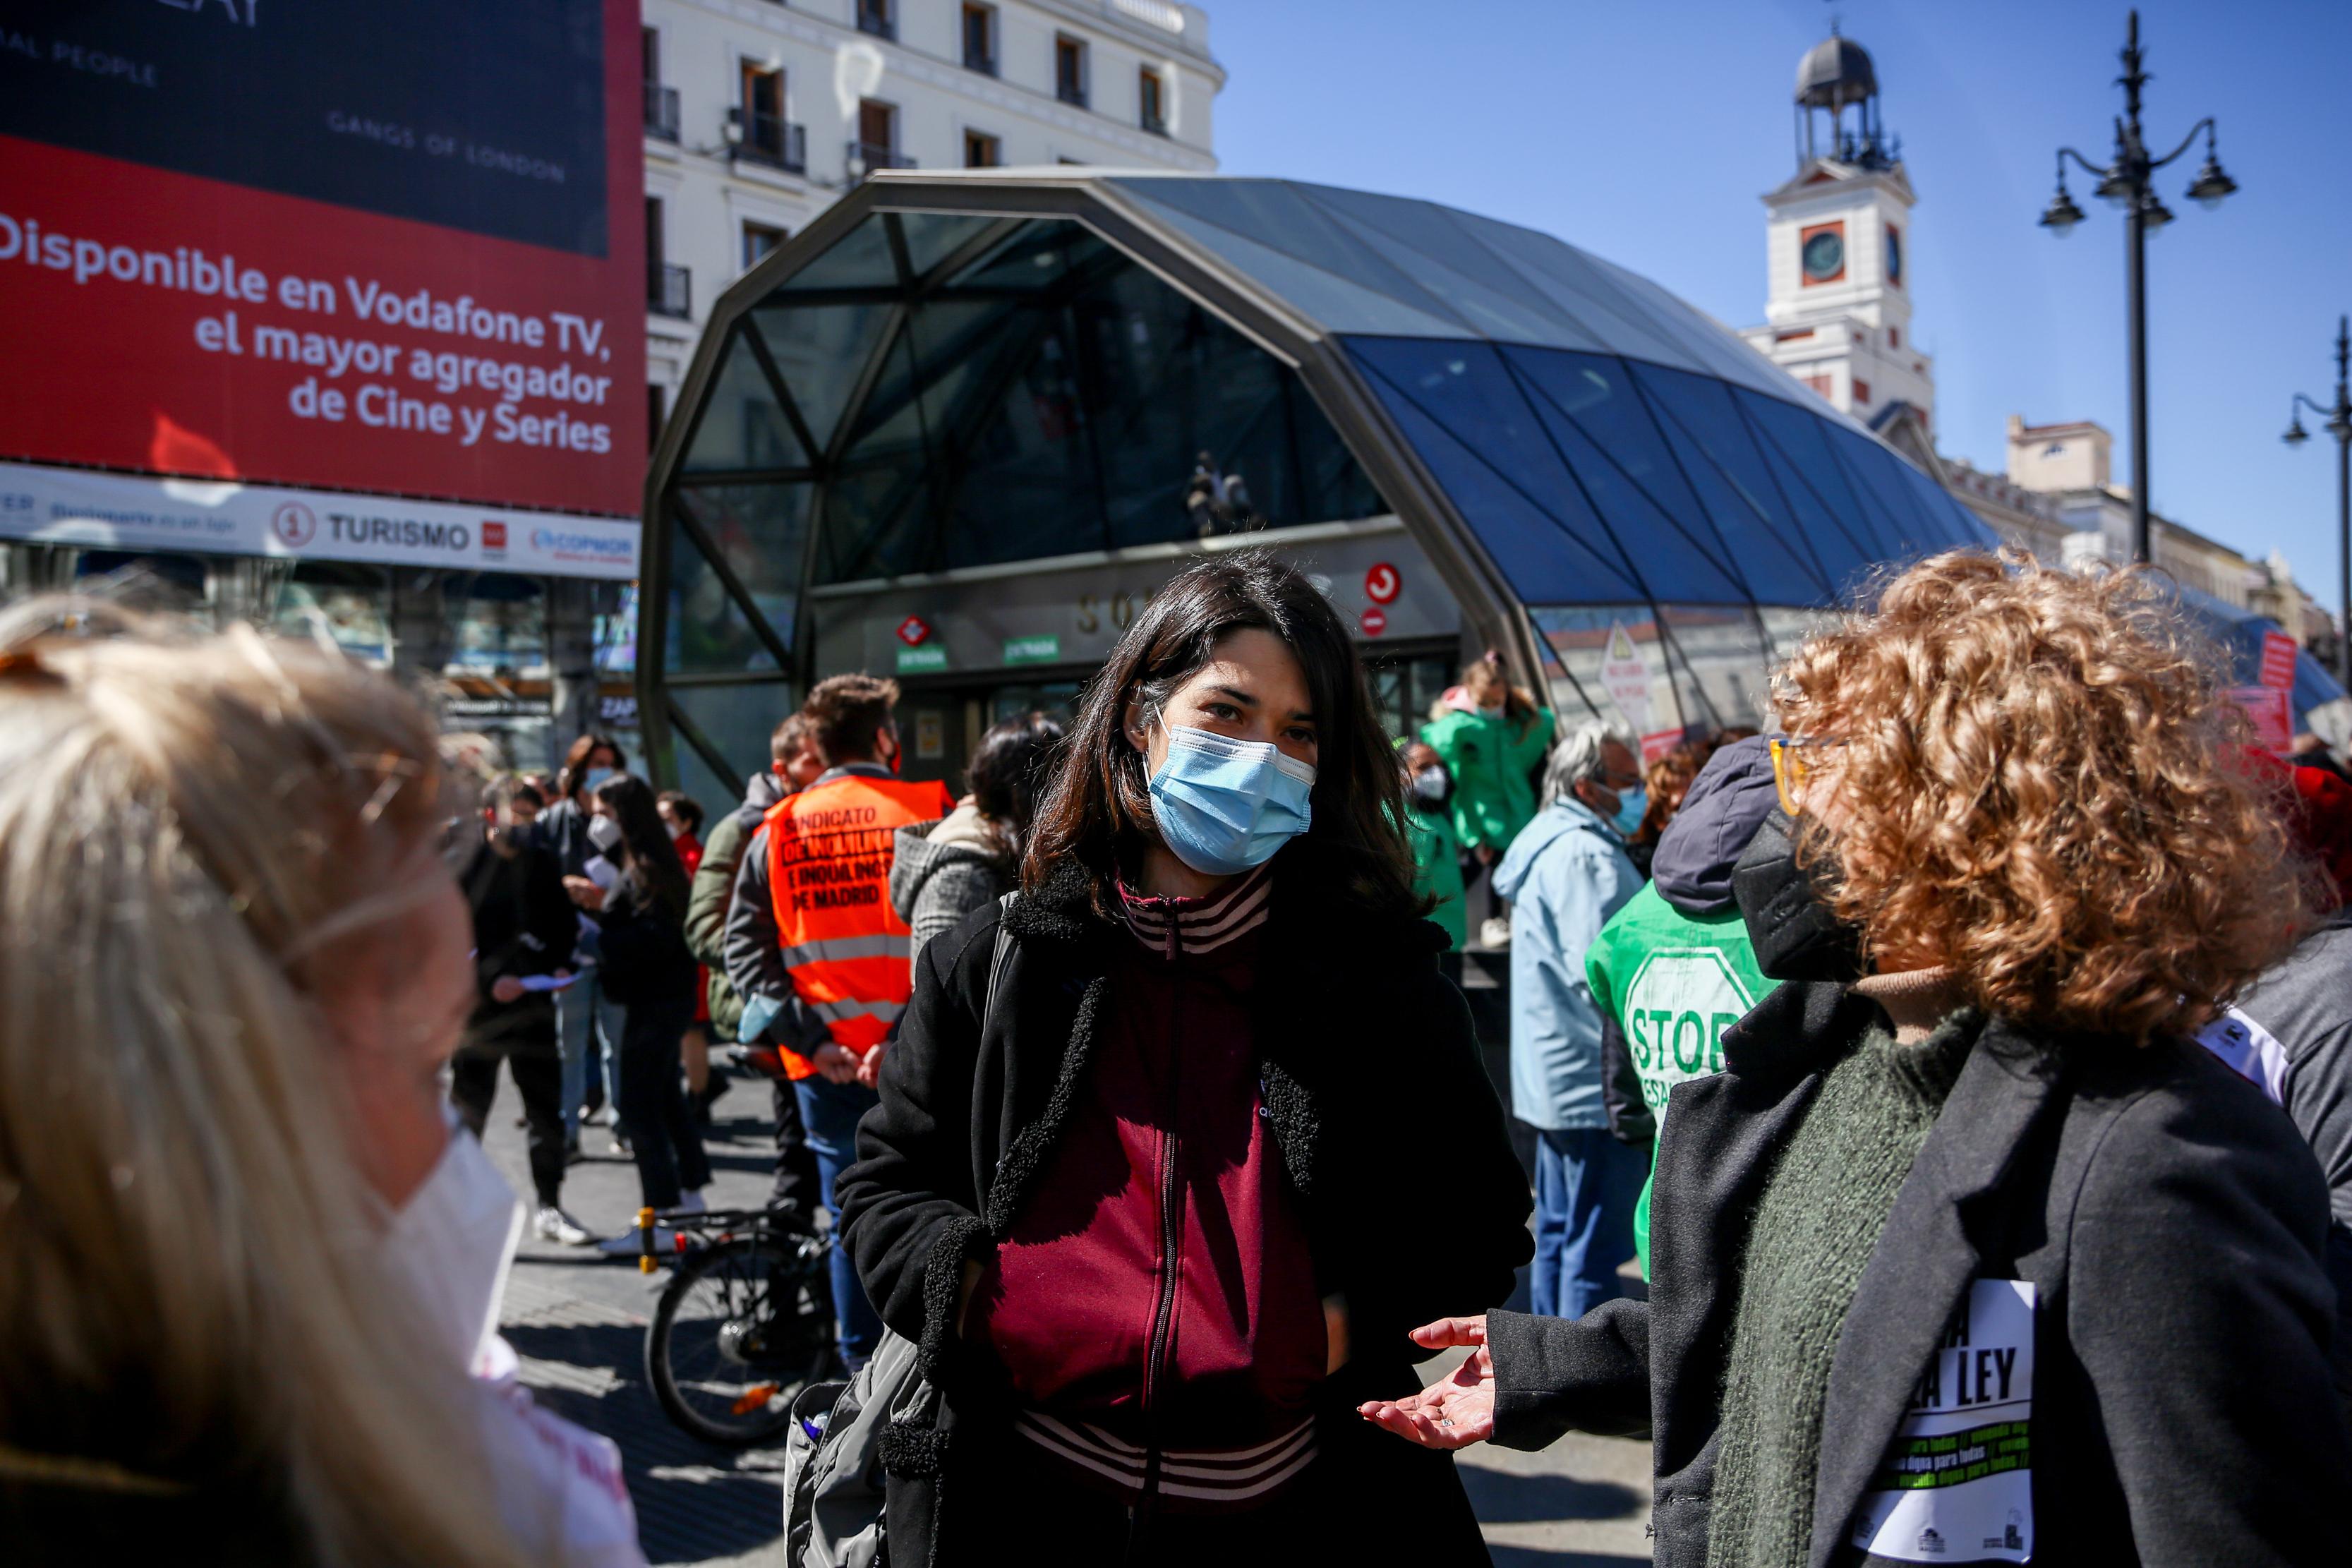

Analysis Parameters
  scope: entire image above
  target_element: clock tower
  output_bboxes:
[1739,28,1934,430]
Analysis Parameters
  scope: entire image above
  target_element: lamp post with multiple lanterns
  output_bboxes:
[2283,318,2352,687]
[2038,9,2238,565]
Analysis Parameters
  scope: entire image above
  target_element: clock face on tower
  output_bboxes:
[1802,228,1845,282]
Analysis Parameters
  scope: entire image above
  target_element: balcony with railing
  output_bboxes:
[649,263,691,319]
[731,111,807,174]
[643,83,680,142]
[856,2,895,42]
[1141,108,1169,137]
[848,140,916,181]
[963,40,997,76]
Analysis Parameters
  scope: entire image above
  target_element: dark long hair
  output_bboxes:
[968,711,1066,858]
[593,774,689,922]
[556,732,627,802]
[1023,549,1421,918]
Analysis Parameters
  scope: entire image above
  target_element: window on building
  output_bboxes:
[962,4,996,74]
[1139,68,1167,135]
[641,28,677,141]
[1852,378,1872,405]
[963,130,1001,169]
[856,0,894,42]
[1802,373,1833,401]
[1887,325,1900,349]
[1055,35,1089,108]
[646,196,687,318]
[856,99,900,171]
[739,61,785,162]
[742,221,788,272]
[2044,442,2065,457]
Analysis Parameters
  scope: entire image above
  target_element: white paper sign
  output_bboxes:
[1600,622,1653,733]
[1850,1279,2035,1564]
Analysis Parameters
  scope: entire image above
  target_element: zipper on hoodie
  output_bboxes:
[1132,917,1186,1550]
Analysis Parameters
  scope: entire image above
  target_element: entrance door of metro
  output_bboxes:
[892,673,1087,794]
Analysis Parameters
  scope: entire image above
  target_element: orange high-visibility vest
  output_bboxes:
[764,771,954,1078]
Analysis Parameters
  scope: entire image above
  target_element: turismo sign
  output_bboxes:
[0,460,639,579]
[0,0,645,518]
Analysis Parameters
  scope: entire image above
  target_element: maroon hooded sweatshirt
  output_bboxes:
[965,860,1329,1511]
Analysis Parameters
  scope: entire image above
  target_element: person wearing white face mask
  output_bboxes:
[539,733,632,1152]
[0,599,644,1567]
[1399,740,1469,988]
[1491,719,1649,1322]
[834,550,1533,1565]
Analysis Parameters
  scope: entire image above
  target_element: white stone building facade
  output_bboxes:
[637,0,1223,445]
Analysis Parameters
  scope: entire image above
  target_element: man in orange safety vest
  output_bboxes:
[723,673,951,1365]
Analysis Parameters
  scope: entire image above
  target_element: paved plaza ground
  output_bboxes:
[477,1061,1652,1566]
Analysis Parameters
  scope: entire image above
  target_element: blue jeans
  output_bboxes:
[1531,1127,1648,1320]
[555,964,627,1138]
[796,1075,884,1368]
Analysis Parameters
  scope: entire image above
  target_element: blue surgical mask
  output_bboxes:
[1608,784,1648,839]
[1147,724,1315,876]
[581,766,617,796]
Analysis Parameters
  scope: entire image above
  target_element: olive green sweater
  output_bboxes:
[1704,1010,1980,1568]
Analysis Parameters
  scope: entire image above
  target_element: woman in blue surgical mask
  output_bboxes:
[835,550,1533,1566]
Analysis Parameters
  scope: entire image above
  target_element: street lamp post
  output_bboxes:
[2037,9,2238,565]
[2283,318,2352,687]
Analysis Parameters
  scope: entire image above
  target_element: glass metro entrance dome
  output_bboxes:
[641,169,1989,798]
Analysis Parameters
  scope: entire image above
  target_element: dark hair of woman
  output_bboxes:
[555,732,626,801]
[592,774,689,922]
[1023,548,1421,918]
[967,711,1066,857]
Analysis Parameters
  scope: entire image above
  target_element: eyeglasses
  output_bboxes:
[1768,735,1845,817]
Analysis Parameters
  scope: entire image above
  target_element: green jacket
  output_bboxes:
[1584,883,1777,1274]
[1420,705,1555,854]
[1406,801,1467,950]
[685,770,786,1042]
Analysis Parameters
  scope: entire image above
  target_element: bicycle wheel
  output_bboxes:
[644,1233,836,1446]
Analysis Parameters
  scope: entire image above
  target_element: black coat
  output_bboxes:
[459,837,574,1058]
[586,880,696,1013]
[1485,980,2351,1567]
[837,845,1534,1567]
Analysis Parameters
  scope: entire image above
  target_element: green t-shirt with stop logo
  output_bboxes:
[1585,882,1779,1277]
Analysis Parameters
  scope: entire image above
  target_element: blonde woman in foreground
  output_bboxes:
[0,599,645,1567]
[1365,552,2351,1565]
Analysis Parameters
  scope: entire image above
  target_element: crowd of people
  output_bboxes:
[5,543,2352,1564]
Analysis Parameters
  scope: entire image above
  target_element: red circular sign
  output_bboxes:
[1364,561,1401,604]
[896,615,931,647]
[1359,607,1387,637]
[270,500,318,548]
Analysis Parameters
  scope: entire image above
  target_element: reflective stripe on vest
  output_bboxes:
[764,773,954,1066]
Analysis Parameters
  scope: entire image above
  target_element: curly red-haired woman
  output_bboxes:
[1366,551,2351,1567]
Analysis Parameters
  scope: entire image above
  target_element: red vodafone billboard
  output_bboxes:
[0,0,645,519]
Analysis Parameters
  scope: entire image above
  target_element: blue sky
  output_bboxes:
[1207,0,2352,598]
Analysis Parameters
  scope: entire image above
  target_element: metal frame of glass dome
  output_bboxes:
[639,169,1989,794]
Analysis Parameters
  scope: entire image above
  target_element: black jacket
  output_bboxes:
[837,844,1533,1566]
[1485,980,2350,1567]
[459,836,575,1057]
[585,879,696,1013]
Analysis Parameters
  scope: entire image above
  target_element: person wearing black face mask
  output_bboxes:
[1400,741,1467,985]
[453,777,594,1246]
[1362,552,2349,1568]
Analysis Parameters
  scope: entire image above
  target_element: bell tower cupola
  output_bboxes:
[1741,25,1935,430]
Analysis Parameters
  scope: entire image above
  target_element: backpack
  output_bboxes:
[778,895,1016,1567]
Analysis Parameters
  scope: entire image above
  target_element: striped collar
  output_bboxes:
[1116,859,1274,959]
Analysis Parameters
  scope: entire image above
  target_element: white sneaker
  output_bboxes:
[599,1225,680,1258]
[676,1188,708,1214]
[533,1206,594,1246]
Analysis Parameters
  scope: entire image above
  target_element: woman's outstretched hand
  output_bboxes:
[1356,1316,1495,1450]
